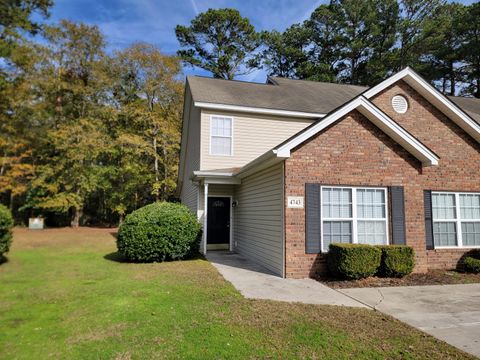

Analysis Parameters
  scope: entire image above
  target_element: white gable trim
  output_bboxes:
[194,101,326,119]
[275,96,439,166]
[363,67,480,143]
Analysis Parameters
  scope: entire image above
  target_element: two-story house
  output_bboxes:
[177,67,480,278]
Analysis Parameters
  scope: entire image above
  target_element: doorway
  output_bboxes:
[207,196,231,250]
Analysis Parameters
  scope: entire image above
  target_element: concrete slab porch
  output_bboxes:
[206,251,366,308]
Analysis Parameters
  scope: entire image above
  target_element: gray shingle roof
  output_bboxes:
[187,75,366,114]
[448,96,480,124]
[187,75,480,123]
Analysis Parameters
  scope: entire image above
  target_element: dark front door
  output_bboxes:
[207,197,230,249]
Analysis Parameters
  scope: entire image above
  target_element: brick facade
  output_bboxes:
[284,80,480,279]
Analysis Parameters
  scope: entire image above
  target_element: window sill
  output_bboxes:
[208,153,233,157]
[320,244,390,253]
[433,246,480,250]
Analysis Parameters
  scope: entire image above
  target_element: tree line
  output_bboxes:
[176,0,480,97]
[1,0,479,226]
[1,1,182,226]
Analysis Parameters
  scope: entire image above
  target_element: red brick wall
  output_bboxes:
[284,80,480,278]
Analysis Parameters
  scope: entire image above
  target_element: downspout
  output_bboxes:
[203,182,209,255]
[281,161,286,278]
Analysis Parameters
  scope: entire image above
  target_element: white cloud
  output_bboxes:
[48,0,329,81]
[190,0,199,15]
[296,0,324,23]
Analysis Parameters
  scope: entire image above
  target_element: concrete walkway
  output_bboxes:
[340,284,480,358]
[206,251,366,308]
[208,251,480,357]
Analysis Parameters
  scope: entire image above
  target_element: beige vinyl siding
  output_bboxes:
[233,163,284,276]
[179,91,201,214]
[200,110,313,170]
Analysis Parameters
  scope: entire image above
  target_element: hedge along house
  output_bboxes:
[177,67,480,278]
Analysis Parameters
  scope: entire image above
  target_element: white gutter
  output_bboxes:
[193,171,236,177]
[192,170,241,185]
[194,102,326,119]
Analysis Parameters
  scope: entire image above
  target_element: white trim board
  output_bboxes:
[194,171,235,177]
[195,102,326,119]
[203,183,208,254]
[281,162,286,278]
[192,170,241,185]
[363,67,480,143]
[275,96,439,166]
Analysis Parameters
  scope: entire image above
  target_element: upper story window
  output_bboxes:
[321,186,388,252]
[210,116,233,156]
[432,192,480,248]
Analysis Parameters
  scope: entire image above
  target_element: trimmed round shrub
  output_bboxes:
[464,251,480,274]
[117,202,202,262]
[0,204,14,257]
[327,243,382,280]
[376,245,415,277]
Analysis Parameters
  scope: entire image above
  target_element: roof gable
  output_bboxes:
[275,96,439,166]
[364,67,480,142]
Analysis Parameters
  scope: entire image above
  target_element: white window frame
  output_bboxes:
[432,191,480,249]
[209,115,233,156]
[320,186,389,252]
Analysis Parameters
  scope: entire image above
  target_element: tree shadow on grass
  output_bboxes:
[0,255,9,266]
[104,252,128,263]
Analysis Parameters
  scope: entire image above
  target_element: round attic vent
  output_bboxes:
[392,95,408,114]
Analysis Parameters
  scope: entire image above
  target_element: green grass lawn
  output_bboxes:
[0,228,473,360]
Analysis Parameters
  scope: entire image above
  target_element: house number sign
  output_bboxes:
[287,196,304,209]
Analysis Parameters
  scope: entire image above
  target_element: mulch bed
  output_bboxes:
[317,270,480,289]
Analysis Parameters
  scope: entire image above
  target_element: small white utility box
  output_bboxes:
[29,217,44,230]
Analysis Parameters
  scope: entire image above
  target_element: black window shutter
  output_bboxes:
[424,190,435,250]
[390,186,406,245]
[305,183,321,253]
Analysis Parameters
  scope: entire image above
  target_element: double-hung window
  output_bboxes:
[432,192,480,248]
[321,186,388,252]
[210,116,233,156]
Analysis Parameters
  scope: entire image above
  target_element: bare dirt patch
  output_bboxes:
[318,270,480,289]
[67,323,128,345]
[12,227,117,250]
[114,352,132,360]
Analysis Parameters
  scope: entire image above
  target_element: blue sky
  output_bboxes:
[42,0,328,81]
[46,0,477,82]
